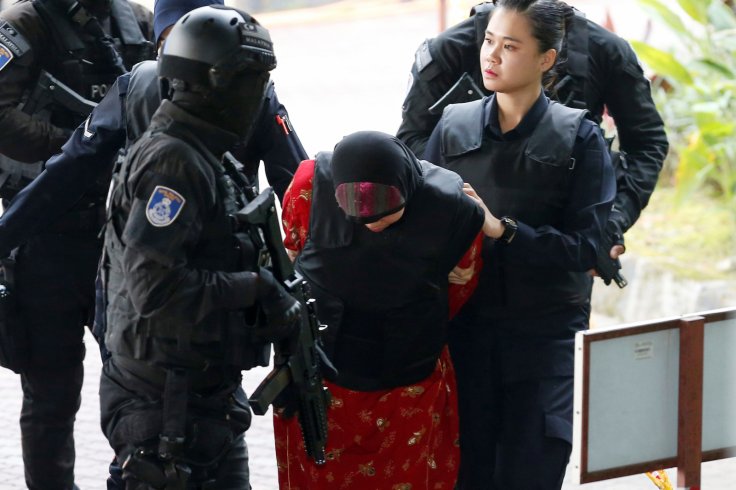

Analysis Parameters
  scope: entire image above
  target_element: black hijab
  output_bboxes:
[331,131,423,223]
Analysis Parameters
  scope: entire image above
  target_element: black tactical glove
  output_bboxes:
[595,214,628,288]
[254,268,302,342]
[606,211,626,250]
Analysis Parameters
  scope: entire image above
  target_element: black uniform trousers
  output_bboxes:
[449,313,574,490]
[115,435,250,490]
[100,358,252,490]
[14,227,101,490]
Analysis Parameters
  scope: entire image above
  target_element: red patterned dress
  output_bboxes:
[273,160,482,490]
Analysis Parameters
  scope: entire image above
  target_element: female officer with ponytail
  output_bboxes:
[424,1,615,488]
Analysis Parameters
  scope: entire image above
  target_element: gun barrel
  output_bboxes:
[23,71,97,117]
[298,391,329,465]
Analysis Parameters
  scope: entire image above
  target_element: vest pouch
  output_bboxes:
[0,258,29,373]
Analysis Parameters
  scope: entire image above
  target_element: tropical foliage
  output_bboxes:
[632,0,736,207]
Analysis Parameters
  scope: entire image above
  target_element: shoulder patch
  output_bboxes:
[0,21,31,59]
[0,43,12,73]
[145,185,186,227]
[415,39,434,73]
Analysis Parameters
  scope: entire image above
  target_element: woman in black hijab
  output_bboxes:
[273,130,487,489]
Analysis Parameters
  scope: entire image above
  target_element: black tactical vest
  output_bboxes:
[296,153,467,391]
[440,98,593,316]
[33,0,152,108]
[0,0,151,198]
[104,128,257,369]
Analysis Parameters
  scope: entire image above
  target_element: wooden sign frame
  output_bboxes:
[572,307,736,486]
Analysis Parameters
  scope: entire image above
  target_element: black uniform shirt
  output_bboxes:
[427,93,616,381]
[426,93,615,277]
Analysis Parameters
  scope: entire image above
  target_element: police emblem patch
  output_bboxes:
[146,186,186,227]
[0,44,13,73]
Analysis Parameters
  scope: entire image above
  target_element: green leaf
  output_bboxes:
[701,126,735,146]
[675,134,713,199]
[712,29,736,51]
[677,0,709,24]
[693,58,734,78]
[707,1,736,30]
[638,0,692,36]
[630,41,694,85]
[691,101,721,115]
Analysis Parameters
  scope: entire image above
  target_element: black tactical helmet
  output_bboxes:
[158,5,276,90]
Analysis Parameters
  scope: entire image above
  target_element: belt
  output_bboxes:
[113,355,232,393]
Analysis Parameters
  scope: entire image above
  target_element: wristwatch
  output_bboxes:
[499,216,518,244]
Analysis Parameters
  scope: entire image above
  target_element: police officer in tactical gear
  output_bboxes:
[0,0,306,262]
[0,1,307,384]
[398,1,668,266]
[0,0,307,479]
[0,0,152,488]
[99,6,301,488]
[421,1,617,487]
[0,0,153,193]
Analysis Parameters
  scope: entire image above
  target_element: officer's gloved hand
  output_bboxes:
[606,211,627,258]
[255,268,302,342]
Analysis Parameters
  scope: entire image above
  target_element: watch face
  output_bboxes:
[501,217,517,243]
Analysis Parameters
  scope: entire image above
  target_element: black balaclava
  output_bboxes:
[170,70,269,139]
[78,0,112,19]
[331,131,423,223]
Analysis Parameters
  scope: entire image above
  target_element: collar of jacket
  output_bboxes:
[149,99,241,157]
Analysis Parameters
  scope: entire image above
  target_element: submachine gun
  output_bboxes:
[0,70,97,199]
[23,69,98,118]
[595,225,628,288]
[222,153,332,466]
